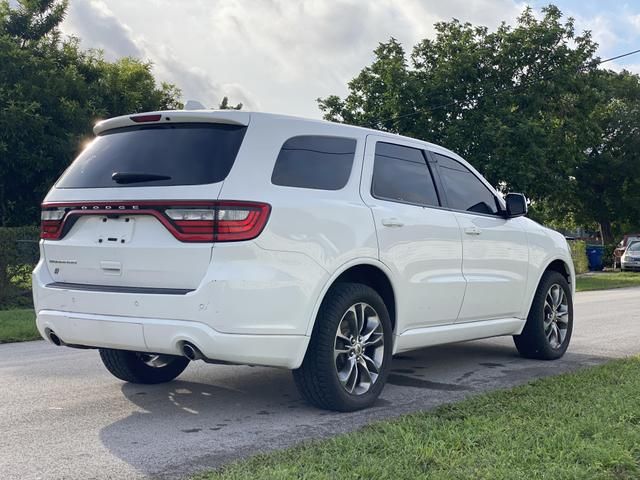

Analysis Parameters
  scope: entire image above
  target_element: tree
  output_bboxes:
[568,70,640,242]
[0,0,182,226]
[319,6,629,233]
[218,96,242,110]
[3,0,67,47]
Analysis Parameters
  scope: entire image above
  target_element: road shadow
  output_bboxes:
[99,339,610,478]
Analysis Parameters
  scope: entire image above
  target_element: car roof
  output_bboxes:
[92,109,497,201]
[93,110,460,158]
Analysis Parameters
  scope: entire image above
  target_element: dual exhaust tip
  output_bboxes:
[48,330,63,346]
[181,342,204,361]
[49,330,204,362]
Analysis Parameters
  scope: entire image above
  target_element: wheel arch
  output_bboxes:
[304,259,397,337]
[545,259,572,285]
[524,257,573,320]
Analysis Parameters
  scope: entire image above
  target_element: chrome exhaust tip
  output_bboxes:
[49,331,62,346]
[181,342,203,361]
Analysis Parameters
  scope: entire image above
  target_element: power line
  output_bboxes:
[366,47,640,128]
[599,48,640,64]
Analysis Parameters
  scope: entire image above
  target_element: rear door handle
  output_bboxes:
[381,217,404,228]
[464,226,481,236]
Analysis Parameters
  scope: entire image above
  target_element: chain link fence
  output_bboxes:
[0,227,40,308]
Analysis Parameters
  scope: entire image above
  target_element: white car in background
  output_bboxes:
[621,242,640,271]
[33,110,575,411]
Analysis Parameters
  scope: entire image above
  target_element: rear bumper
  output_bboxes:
[36,309,309,369]
[33,241,329,336]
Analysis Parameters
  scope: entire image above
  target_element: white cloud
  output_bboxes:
[61,0,260,109]
[61,0,143,59]
[572,13,619,55]
[58,0,550,118]
[607,62,640,75]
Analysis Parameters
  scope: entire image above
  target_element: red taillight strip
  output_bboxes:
[40,201,271,243]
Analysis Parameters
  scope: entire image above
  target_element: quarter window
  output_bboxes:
[372,142,439,207]
[271,136,356,190]
[433,153,500,215]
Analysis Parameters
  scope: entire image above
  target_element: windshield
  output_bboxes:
[627,242,640,252]
[56,123,247,188]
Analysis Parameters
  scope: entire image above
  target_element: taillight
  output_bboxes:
[40,207,66,239]
[165,202,270,242]
[40,201,271,243]
[214,202,271,242]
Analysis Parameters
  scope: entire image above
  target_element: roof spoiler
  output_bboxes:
[93,110,250,135]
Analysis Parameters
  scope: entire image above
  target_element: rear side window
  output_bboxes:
[433,153,500,215]
[271,136,356,190]
[56,123,247,188]
[372,142,439,207]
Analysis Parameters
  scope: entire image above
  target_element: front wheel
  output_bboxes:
[514,271,573,360]
[293,283,393,411]
[99,349,190,384]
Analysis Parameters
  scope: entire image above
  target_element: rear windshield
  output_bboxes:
[56,123,247,188]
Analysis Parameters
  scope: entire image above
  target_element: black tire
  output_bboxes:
[514,271,573,360]
[99,349,190,384]
[293,282,393,412]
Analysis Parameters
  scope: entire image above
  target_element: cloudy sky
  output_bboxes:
[59,0,640,118]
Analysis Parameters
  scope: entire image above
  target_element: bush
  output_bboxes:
[0,226,40,307]
[602,243,617,268]
[568,239,588,274]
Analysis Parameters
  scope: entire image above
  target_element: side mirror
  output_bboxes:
[505,193,527,218]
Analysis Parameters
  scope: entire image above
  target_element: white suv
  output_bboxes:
[33,110,575,411]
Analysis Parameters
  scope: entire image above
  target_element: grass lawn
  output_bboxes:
[0,309,39,343]
[576,271,640,292]
[196,357,640,480]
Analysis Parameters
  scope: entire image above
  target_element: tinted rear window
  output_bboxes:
[271,135,356,190]
[56,123,247,188]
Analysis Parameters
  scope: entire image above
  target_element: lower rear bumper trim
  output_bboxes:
[45,282,194,295]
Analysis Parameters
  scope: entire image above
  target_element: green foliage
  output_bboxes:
[0,308,38,343]
[576,272,640,292]
[318,5,640,240]
[568,240,588,274]
[568,71,640,243]
[2,0,67,46]
[219,96,242,110]
[602,243,617,269]
[0,0,183,226]
[0,226,39,307]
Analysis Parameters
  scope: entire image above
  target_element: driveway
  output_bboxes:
[1,288,639,479]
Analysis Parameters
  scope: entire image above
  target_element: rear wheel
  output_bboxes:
[514,271,573,360]
[99,349,190,384]
[293,283,392,411]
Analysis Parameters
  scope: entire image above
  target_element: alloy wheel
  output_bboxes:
[334,303,385,395]
[137,353,174,368]
[543,284,569,349]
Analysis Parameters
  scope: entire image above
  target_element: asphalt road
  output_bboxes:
[2,288,640,480]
